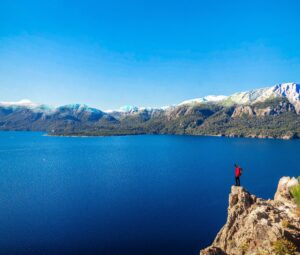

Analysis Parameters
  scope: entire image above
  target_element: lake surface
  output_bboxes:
[0,132,299,255]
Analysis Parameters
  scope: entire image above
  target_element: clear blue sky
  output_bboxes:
[1,0,300,109]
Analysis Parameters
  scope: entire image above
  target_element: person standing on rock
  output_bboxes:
[234,164,242,186]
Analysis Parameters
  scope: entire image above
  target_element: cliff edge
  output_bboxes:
[200,177,300,255]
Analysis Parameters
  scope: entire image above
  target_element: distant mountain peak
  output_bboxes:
[58,104,103,114]
[273,82,300,101]
[119,105,139,113]
[59,104,89,110]
[1,82,300,137]
[0,99,39,108]
[106,105,161,114]
[223,82,300,112]
[2,82,300,115]
[105,105,139,114]
[178,95,228,106]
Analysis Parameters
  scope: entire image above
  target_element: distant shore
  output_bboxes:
[45,132,298,140]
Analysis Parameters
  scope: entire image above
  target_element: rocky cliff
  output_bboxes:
[200,177,300,255]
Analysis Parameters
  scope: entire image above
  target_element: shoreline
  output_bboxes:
[0,130,296,140]
[45,132,298,140]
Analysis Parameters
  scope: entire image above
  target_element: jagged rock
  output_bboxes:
[254,107,272,116]
[201,246,228,255]
[232,100,296,118]
[231,106,255,118]
[281,132,297,140]
[200,177,300,255]
[274,177,299,205]
[255,101,296,117]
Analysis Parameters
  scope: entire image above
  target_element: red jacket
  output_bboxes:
[235,167,241,177]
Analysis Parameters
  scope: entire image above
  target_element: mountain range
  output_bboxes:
[1,82,300,139]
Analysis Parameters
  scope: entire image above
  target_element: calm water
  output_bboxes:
[0,132,299,255]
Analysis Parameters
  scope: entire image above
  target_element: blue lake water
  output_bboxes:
[0,132,299,255]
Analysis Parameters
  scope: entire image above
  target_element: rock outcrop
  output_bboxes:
[200,177,300,255]
[231,101,296,118]
[231,106,255,118]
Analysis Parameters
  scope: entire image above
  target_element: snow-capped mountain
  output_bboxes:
[56,104,104,114]
[0,99,39,108]
[272,83,300,112]
[1,83,300,114]
[225,87,278,105]
[0,99,56,113]
[0,82,300,137]
[0,101,103,114]
[178,95,228,106]
[105,105,166,120]
[223,82,300,112]
[106,105,167,113]
[176,83,300,112]
[106,105,140,114]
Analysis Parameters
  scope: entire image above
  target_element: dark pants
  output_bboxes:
[235,176,240,186]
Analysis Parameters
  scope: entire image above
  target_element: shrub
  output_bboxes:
[240,241,250,255]
[257,251,270,255]
[290,184,300,207]
[281,219,289,228]
[228,239,236,248]
[272,239,297,255]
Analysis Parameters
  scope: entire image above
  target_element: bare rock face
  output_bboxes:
[201,247,228,255]
[231,101,296,118]
[200,177,300,255]
[231,106,255,118]
[275,177,299,204]
[253,107,272,116]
